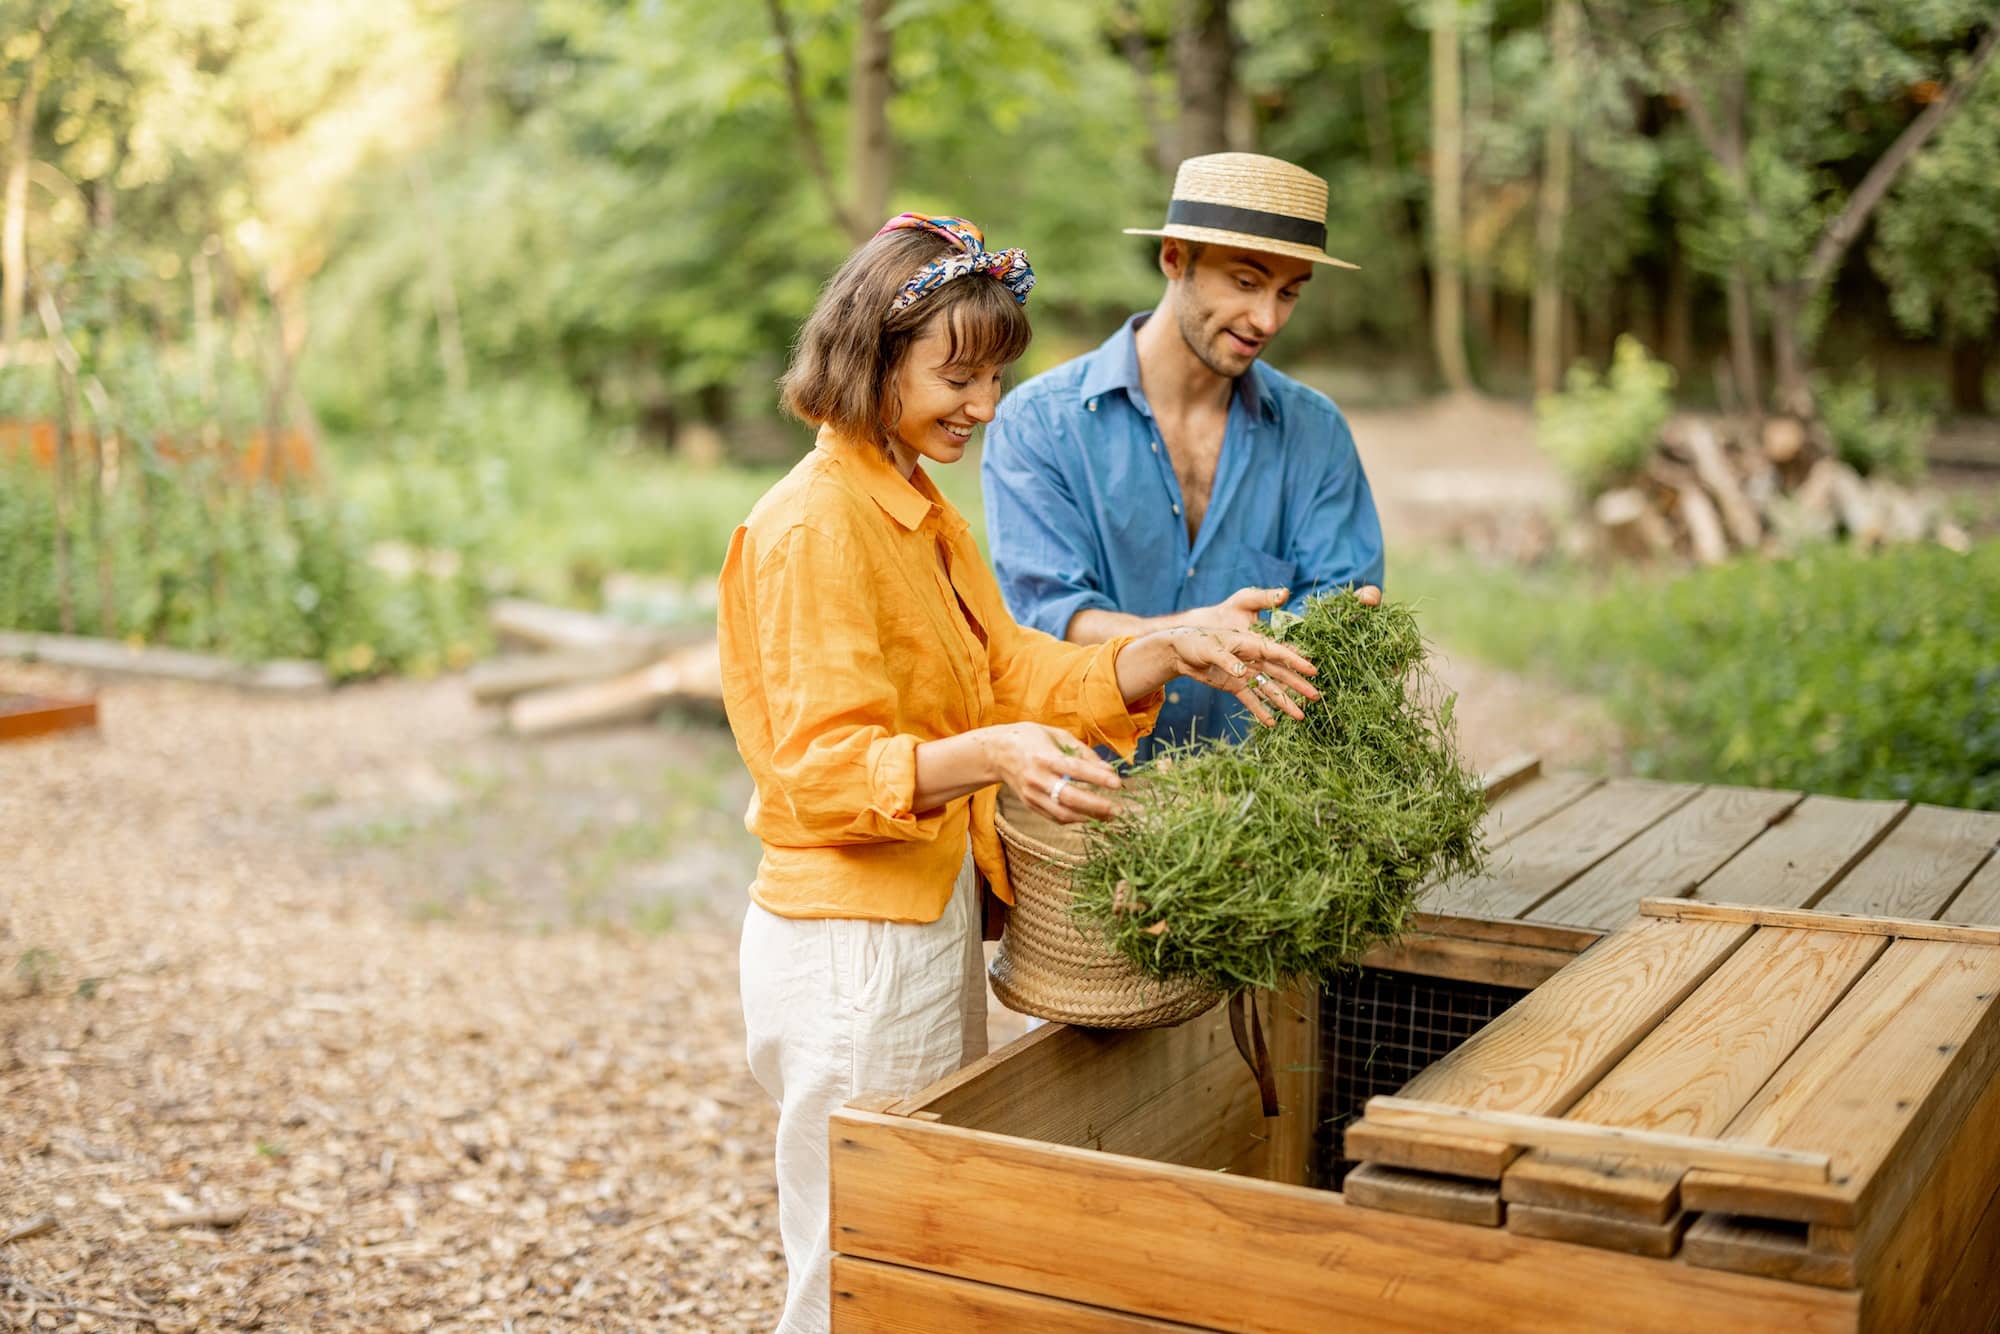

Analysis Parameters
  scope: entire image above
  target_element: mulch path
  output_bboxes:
[1,665,782,1330]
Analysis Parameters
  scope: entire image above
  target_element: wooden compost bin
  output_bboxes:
[829,763,2000,1332]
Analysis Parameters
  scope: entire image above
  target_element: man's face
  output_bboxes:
[1165,242,1314,378]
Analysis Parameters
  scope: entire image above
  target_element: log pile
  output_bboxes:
[475,597,723,737]
[1585,416,1970,566]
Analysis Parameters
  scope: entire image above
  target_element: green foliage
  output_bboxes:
[1071,596,1488,993]
[1534,335,1674,493]
[1815,372,1933,482]
[1400,544,2000,810]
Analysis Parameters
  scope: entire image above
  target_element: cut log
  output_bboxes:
[1821,461,1880,545]
[1593,488,1673,559]
[508,640,724,737]
[1681,421,1763,550]
[1651,463,1729,565]
[467,643,676,705]
[1762,416,1808,465]
[487,598,673,653]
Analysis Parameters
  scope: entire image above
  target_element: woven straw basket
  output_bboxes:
[990,786,1221,1029]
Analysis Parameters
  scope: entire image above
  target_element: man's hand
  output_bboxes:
[1185,585,1291,632]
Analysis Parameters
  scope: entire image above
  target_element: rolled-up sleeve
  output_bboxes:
[1284,406,1386,609]
[718,522,945,847]
[983,391,1115,641]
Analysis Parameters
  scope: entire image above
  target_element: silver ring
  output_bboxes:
[1049,775,1074,804]
[1252,673,1270,688]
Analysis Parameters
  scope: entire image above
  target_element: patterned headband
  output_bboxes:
[876,213,1035,312]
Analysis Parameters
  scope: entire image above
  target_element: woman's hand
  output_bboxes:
[1146,627,1321,727]
[982,721,1126,824]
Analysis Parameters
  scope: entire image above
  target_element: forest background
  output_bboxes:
[2,0,1997,807]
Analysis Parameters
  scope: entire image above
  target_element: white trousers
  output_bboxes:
[740,852,986,1334]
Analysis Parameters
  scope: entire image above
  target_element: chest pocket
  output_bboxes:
[1203,542,1296,604]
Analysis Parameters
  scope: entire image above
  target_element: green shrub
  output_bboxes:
[1815,373,1932,483]
[1534,335,1675,494]
[1398,543,2000,810]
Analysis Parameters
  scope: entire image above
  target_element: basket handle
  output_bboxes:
[1228,991,1280,1118]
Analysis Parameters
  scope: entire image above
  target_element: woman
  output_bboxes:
[720,214,1319,1332]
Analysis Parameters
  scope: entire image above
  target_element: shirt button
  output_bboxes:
[1167,691,1180,705]
[1187,566,1196,577]
[1172,503,1181,516]
[1151,441,1159,454]
[1087,398,1098,412]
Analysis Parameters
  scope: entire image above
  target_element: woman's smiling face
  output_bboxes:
[887,318,1008,476]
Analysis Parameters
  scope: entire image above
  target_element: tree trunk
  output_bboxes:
[1950,336,1990,415]
[1360,62,1432,368]
[405,160,468,396]
[1725,264,1763,421]
[3,53,45,358]
[1770,19,2000,415]
[1532,0,1578,395]
[1115,4,1177,176]
[766,0,860,237]
[1429,0,1472,393]
[1175,0,1233,159]
[848,0,893,238]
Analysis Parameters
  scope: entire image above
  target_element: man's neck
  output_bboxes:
[1132,302,1234,419]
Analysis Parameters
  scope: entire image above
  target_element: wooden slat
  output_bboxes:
[1681,937,2000,1227]
[1409,912,1605,954]
[1480,771,1602,847]
[1853,1025,2000,1331]
[1506,1201,1683,1258]
[1355,932,1577,990]
[1363,1096,1831,1183]
[1532,786,1803,930]
[1639,898,2000,946]
[831,1256,1202,1332]
[1691,795,1906,909]
[897,1007,1235,1137]
[1426,780,1703,920]
[830,1109,1860,1334]
[1479,753,1543,803]
[1502,927,1885,1225]
[1345,916,1749,1179]
[1682,1213,1854,1288]
[1942,848,2000,925]
[1911,1175,2000,1334]
[1344,1161,1502,1226]
[1810,804,2000,918]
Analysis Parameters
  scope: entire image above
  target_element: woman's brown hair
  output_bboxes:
[780,227,1032,452]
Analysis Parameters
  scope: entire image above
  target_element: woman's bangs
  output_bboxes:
[937,280,1032,370]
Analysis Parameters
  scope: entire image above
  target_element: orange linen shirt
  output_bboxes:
[718,427,1162,923]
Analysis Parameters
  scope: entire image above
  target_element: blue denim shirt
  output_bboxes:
[983,314,1385,760]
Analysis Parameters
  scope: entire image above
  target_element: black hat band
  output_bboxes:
[1164,199,1327,250]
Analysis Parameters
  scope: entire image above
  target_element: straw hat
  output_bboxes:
[1126,152,1357,270]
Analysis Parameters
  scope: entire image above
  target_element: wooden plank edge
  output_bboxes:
[1506,1201,1685,1259]
[1343,1162,1503,1227]
[1363,1097,1831,1184]
[1479,754,1542,803]
[0,696,97,742]
[1639,897,2000,946]
[831,1256,1207,1332]
[1682,1212,1857,1289]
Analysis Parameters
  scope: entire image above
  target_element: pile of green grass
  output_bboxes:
[1072,595,1488,993]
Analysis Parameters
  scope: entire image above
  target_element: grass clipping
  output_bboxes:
[1073,594,1488,993]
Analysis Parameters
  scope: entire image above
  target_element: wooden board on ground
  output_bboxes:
[0,630,327,692]
[487,597,678,652]
[466,643,668,704]
[832,1256,1203,1332]
[0,693,98,742]
[1424,779,1703,920]
[1531,785,1802,930]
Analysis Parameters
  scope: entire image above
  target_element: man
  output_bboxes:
[983,152,1384,759]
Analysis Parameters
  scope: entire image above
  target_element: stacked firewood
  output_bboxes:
[1587,416,1971,565]
[471,595,722,737]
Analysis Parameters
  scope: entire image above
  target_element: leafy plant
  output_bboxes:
[1534,335,1676,495]
[1815,373,1933,483]
[1070,596,1488,993]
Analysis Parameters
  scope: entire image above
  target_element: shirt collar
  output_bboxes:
[1075,312,1279,423]
[816,426,936,532]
